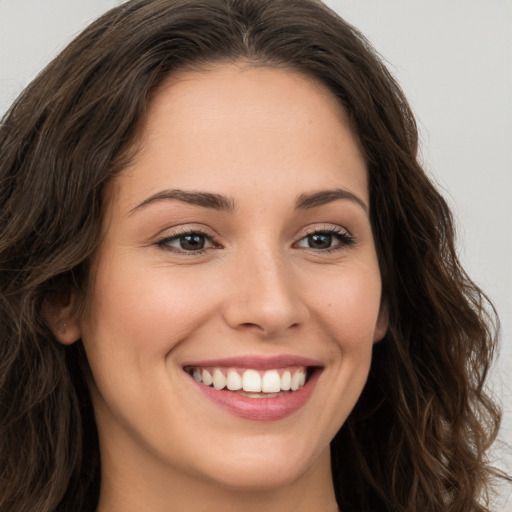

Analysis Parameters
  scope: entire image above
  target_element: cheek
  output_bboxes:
[79,259,219,424]
[305,263,383,351]
[295,264,381,438]
[82,259,217,357]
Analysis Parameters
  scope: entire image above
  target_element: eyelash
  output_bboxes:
[155,228,219,255]
[155,226,355,255]
[297,226,355,253]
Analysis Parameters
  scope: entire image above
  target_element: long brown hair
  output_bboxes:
[0,1,506,510]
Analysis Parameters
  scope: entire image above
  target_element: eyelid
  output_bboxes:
[293,225,355,251]
[155,226,221,255]
[296,224,353,241]
[299,224,351,237]
[153,223,355,256]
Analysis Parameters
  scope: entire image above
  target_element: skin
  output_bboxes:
[56,62,387,512]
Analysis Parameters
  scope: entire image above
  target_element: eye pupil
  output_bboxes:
[180,234,205,250]
[308,233,332,249]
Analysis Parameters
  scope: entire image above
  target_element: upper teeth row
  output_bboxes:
[191,367,307,393]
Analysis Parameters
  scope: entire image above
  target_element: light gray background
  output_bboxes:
[1,0,510,508]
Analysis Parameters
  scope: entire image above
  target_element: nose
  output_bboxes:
[222,246,309,338]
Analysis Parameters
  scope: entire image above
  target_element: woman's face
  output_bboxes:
[75,63,387,493]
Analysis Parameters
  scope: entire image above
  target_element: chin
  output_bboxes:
[191,435,328,492]
[205,460,308,492]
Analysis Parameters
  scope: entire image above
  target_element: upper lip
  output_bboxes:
[182,354,323,370]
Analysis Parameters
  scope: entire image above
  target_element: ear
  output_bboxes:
[373,303,388,343]
[44,293,81,345]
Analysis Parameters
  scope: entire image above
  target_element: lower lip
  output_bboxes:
[189,370,320,421]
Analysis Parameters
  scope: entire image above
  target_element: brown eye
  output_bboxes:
[307,233,332,249]
[295,228,354,251]
[179,234,206,251]
[157,231,215,253]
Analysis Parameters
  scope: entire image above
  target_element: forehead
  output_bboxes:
[109,62,368,215]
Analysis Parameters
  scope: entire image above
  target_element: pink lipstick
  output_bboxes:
[183,355,322,421]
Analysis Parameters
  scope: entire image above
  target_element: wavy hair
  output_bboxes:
[0,0,506,510]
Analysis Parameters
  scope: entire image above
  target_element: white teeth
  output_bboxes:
[226,369,242,390]
[242,369,262,392]
[190,366,309,394]
[261,369,281,393]
[290,371,301,391]
[212,369,226,390]
[202,369,213,386]
[281,370,291,391]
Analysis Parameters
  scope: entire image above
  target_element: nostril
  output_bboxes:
[238,321,300,338]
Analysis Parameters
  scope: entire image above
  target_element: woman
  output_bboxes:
[0,0,506,510]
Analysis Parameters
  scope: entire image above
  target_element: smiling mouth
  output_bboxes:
[184,366,314,397]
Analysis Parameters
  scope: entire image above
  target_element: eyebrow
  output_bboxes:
[129,187,368,215]
[295,188,368,213]
[129,189,235,214]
